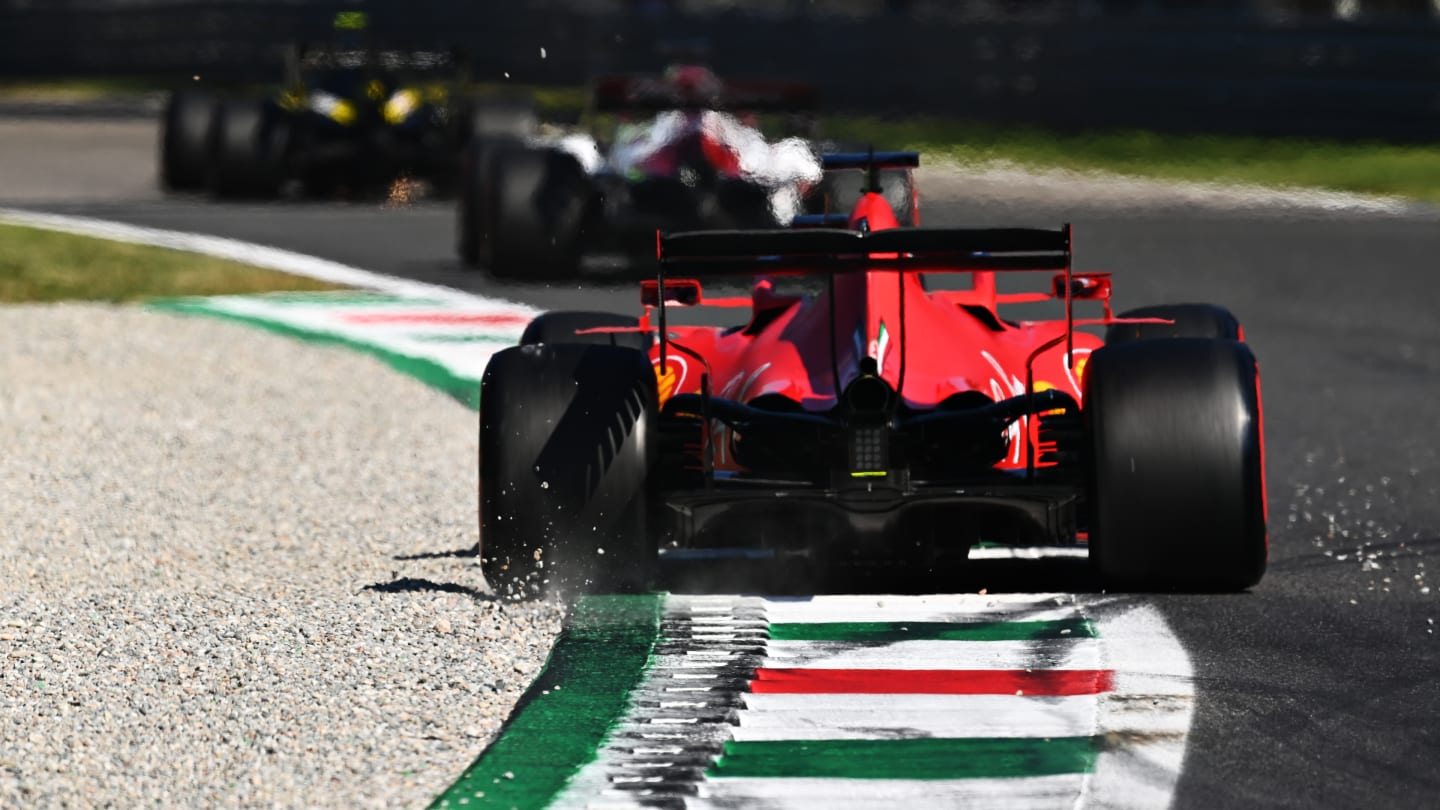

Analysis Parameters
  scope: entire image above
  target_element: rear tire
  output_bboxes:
[460,97,537,143]
[1106,303,1241,343]
[479,344,658,599]
[521,311,650,351]
[1084,338,1267,591]
[457,135,521,266]
[455,99,537,255]
[160,90,216,191]
[207,100,284,198]
[487,146,591,279]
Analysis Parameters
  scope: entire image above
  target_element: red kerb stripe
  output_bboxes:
[750,668,1114,696]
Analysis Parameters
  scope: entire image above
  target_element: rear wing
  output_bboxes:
[657,226,1071,276]
[293,45,460,76]
[592,75,819,113]
[821,151,919,171]
[650,224,1087,416]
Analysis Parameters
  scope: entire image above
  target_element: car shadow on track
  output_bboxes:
[361,576,494,600]
[391,545,480,561]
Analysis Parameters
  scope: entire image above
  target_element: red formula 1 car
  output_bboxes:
[478,157,1268,598]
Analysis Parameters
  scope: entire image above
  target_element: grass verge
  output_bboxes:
[825,116,1440,203]
[0,77,164,101]
[0,223,346,303]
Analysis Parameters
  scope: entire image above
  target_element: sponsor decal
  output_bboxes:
[981,350,1027,465]
[653,354,688,405]
[867,320,891,370]
[1066,349,1091,395]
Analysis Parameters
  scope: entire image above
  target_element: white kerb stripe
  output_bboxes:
[1080,599,1196,810]
[761,638,1102,670]
[733,693,1099,741]
[693,775,1088,810]
[761,594,1080,624]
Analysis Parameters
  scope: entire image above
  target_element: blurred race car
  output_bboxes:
[160,43,488,198]
[456,65,824,278]
[476,158,1268,598]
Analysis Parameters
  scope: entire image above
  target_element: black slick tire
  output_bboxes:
[1106,303,1242,343]
[207,100,282,198]
[456,99,539,264]
[1084,338,1267,591]
[479,343,658,599]
[486,145,591,280]
[160,90,215,191]
[461,97,538,143]
[520,311,650,351]
[457,135,519,266]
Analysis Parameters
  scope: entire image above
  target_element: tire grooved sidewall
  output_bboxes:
[480,344,657,597]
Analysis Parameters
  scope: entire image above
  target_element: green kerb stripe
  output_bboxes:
[148,300,482,410]
[709,736,1101,781]
[767,618,1096,642]
[430,595,662,810]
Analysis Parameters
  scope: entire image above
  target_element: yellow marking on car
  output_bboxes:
[655,363,682,405]
[384,89,421,125]
[329,99,356,125]
[277,89,305,111]
[1034,380,1064,415]
[333,10,367,30]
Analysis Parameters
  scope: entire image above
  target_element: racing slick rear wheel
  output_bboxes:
[1084,337,1267,591]
[486,146,591,279]
[160,90,216,191]
[207,100,284,199]
[1106,303,1242,343]
[479,343,658,599]
[456,99,540,265]
[460,97,537,144]
[457,135,520,266]
[520,311,651,351]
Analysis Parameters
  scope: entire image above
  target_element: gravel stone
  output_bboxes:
[0,304,564,808]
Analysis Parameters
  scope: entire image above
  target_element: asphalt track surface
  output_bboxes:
[5,113,1440,807]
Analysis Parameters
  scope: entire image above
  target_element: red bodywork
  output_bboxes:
[632,187,1108,473]
[594,67,816,185]
[626,112,747,181]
